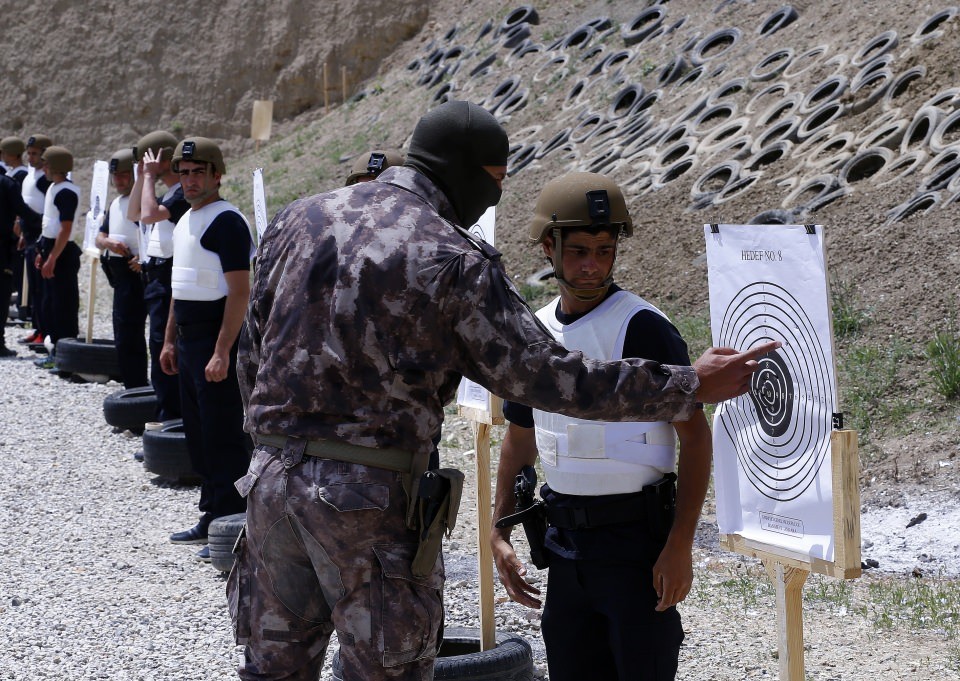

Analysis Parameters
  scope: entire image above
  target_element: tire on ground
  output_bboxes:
[54,338,123,381]
[103,386,158,432]
[331,626,534,681]
[208,513,246,573]
[142,419,200,485]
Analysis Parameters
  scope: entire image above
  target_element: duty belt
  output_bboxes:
[254,434,414,473]
[142,258,172,282]
[546,495,648,530]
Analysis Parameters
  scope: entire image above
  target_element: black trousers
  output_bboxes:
[0,242,14,343]
[104,257,148,388]
[38,239,80,345]
[143,271,180,420]
[541,545,684,680]
[23,241,43,334]
[176,326,251,521]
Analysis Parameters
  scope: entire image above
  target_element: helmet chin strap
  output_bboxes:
[551,228,618,303]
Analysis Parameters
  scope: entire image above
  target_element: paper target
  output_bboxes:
[705,223,839,561]
[715,281,834,502]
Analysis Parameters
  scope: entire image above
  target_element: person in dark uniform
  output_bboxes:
[1,137,29,326]
[491,173,713,681]
[1,137,28,184]
[18,134,53,343]
[96,148,148,388]
[231,101,775,681]
[0,172,33,356]
[344,149,404,186]
[128,130,184,420]
[158,137,252,562]
[35,145,81,359]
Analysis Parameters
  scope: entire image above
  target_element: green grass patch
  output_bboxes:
[839,339,912,439]
[831,277,867,338]
[925,327,960,400]
[859,576,960,637]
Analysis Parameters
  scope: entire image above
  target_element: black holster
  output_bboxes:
[411,468,464,578]
[494,465,550,569]
[643,472,677,542]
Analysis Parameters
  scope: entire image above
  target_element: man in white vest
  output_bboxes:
[128,130,185,421]
[96,148,148,389]
[18,134,53,344]
[158,137,252,562]
[35,145,81,358]
[491,172,712,681]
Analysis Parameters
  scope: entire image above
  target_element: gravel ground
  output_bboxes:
[0,259,957,680]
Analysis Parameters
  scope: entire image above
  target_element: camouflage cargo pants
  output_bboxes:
[227,441,444,680]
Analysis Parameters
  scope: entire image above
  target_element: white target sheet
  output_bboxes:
[705,224,838,562]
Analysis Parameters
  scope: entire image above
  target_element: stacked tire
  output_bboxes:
[102,386,158,434]
[142,419,200,485]
[208,513,246,573]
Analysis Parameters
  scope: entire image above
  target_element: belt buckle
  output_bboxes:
[571,507,590,530]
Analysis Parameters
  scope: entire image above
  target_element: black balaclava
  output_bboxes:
[405,100,509,227]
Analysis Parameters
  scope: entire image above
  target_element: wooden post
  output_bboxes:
[323,62,330,114]
[832,430,861,573]
[341,65,348,103]
[459,394,504,652]
[763,560,809,680]
[472,420,496,651]
[21,262,29,309]
[86,256,97,343]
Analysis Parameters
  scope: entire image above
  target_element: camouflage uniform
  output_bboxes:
[232,166,699,680]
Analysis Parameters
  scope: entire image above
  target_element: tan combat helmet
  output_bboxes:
[41,145,73,175]
[109,148,135,174]
[135,130,179,162]
[0,136,25,157]
[26,134,52,150]
[172,137,225,175]
[528,171,633,302]
[345,149,404,185]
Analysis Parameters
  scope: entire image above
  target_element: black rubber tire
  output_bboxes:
[690,28,742,66]
[885,191,940,225]
[622,6,666,47]
[901,106,942,153]
[498,6,539,36]
[208,513,246,573]
[911,8,959,45]
[331,626,534,681]
[800,75,848,114]
[103,386,158,432]
[750,48,793,82]
[656,55,688,87]
[142,419,200,485]
[607,84,645,120]
[882,66,927,109]
[54,338,122,381]
[749,209,798,225]
[930,109,960,152]
[852,30,899,67]
[839,147,894,185]
[758,5,799,36]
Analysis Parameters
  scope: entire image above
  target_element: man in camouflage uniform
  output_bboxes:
[234,100,776,680]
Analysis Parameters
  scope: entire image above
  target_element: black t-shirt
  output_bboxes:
[52,186,78,223]
[160,185,189,225]
[502,284,696,562]
[173,209,252,326]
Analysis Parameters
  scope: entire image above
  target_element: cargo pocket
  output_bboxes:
[318,482,389,512]
[372,544,444,668]
[234,445,275,499]
[226,526,251,644]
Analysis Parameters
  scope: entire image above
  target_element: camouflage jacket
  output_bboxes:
[238,167,698,454]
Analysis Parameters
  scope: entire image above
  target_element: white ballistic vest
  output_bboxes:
[532,290,678,496]
[22,167,46,214]
[106,195,140,257]
[145,183,182,259]
[171,200,249,301]
[41,181,80,239]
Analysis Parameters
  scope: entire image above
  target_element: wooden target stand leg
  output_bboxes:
[86,256,98,343]
[459,399,504,652]
[720,429,861,680]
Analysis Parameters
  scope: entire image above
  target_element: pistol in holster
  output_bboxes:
[494,465,550,569]
[643,472,677,541]
[411,468,464,578]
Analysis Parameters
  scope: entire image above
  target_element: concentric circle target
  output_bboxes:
[717,281,835,502]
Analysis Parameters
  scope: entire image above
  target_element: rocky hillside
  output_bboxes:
[11,0,960,492]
